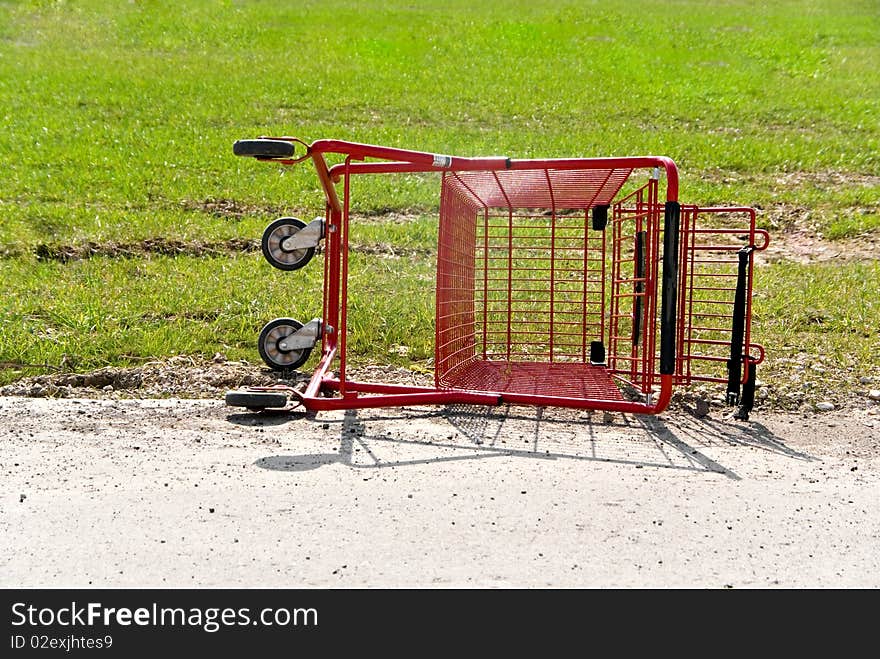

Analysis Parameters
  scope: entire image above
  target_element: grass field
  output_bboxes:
[1,0,878,404]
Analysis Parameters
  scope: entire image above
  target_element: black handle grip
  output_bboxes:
[632,230,646,346]
[660,201,680,376]
[727,245,756,403]
[233,139,297,159]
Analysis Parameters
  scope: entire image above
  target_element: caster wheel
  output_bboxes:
[261,217,315,271]
[225,390,288,411]
[258,318,311,371]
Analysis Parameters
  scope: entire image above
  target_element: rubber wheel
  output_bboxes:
[258,318,312,371]
[233,139,296,159]
[261,217,315,271]
[225,390,288,410]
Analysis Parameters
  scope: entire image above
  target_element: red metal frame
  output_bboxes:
[247,137,765,415]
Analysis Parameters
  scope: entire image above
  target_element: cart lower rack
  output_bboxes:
[226,138,768,420]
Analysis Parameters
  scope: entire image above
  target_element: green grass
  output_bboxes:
[0,250,436,385]
[824,209,880,239]
[1,0,878,398]
[2,0,878,230]
[755,261,880,357]
[753,261,880,405]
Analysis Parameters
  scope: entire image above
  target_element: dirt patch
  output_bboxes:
[2,356,878,422]
[0,357,429,402]
[736,200,880,265]
[28,236,431,263]
[699,168,880,191]
[350,243,433,258]
[756,226,880,265]
[19,201,879,265]
[766,170,880,190]
[0,356,298,399]
[32,238,261,262]
[182,197,428,224]
[180,197,291,219]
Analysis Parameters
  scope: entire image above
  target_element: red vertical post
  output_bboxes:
[646,176,660,392]
[482,206,489,359]
[545,170,557,363]
[581,209,589,362]
[337,158,353,395]
[506,207,513,361]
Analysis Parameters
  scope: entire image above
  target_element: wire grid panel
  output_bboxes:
[607,182,662,393]
[435,178,480,380]
[439,168,633,210]
[472,210,606,363]
[436,168,628,393]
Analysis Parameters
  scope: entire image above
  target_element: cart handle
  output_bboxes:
[233,136,681,202]
[318,139,680,200]
[313,139,511,172]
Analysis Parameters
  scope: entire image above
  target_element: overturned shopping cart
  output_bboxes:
[225,137,768,420]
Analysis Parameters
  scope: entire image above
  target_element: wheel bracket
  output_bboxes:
[280,218,324,251]
[278,318,322,351]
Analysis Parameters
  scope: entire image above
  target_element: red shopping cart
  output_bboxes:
[225,137,768,419]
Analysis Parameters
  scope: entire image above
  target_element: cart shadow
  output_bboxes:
[254,405,816,479]
[226,409,309,427]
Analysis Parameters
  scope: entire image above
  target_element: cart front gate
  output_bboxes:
[606,186,769,416]
[675,205,769,411]
[226,137,767,419]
